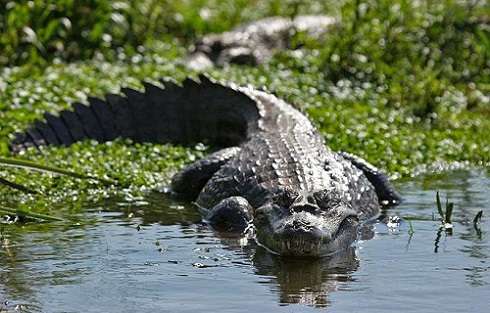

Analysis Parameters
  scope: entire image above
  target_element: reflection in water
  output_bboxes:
[214,231,360,307]
[253,247,359,307]
[0,300,42,313]
[404,170,490,289]
[434,227,453,253]
[1,170,489,312]
[203,212,363,308]
[0,220,93,308]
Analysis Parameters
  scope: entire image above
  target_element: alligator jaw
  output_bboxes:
[254,205,360,257]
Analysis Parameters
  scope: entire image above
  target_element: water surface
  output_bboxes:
[1,170,488,312]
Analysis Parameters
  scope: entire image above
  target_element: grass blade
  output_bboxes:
[0,157,117,185]
[408,219,414,235]
[473,210,483,225]
[446,202,454,224]
[0,206,62,222]
[436,191,444,221]
[0,177,38,194]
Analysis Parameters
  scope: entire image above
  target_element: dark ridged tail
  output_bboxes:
[9,75,261,154]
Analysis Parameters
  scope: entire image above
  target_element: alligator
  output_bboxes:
[185,15,337,71]
[9,75,401,256]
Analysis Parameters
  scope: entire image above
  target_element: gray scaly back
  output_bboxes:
[9,74,401,256]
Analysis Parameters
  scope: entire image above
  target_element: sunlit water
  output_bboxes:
[1,170,489,312]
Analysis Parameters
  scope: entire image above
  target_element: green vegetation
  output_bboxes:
[0,0,331,66]
[473,210,483,238]
[408,220,414,235]
[473,210,483,225]
[0,205,63,222]
[436,191,454,228]
[0,156,116,185]
[0,0,489,220]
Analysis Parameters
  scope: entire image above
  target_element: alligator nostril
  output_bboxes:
[291,219,313,230]
[290,204,318,215]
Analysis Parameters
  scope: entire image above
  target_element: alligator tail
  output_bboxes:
[9,75,260,154]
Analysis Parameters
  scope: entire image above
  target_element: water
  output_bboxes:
[1,169,489,312]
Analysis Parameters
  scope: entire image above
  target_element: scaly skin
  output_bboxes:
[185,15,338,71]
[10,75,401,256]
[191,90,383,255]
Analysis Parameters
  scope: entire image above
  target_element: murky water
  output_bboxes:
[1,169,489,312]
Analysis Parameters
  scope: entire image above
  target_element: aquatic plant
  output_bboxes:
[0,156,117,222]
[0,157,117,186]
[0,176,37,194]
[473,210,483,238]
[0,205,62,222]
[408,220,414,236]
[473,210,483,226]
[436,191,454,230]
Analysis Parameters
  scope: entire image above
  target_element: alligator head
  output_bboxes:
[254,188,360,257]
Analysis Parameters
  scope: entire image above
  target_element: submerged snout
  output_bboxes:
[254,200,360,257]
[275,212,358,256]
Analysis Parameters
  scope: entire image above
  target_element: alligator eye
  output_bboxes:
[253,209,267,225]
[313,190,342,210]
[273,188,299,208]
[336,215,359,236]
[273,193,291,207]
[346,215,359,223]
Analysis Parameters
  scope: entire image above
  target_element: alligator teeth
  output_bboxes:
[277,240,323,255]
[281,241,287,252]
[308,242,321,255]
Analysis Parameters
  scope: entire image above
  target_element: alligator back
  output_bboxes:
[9,75,262,153]
[9,74,401,256]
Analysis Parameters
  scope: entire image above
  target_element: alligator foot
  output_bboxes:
[200,196,253,232]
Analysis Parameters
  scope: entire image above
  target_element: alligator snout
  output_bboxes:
[254,195,360,257]
[290,219,315,231]
[290,203,318,215]
[273,212,358,256]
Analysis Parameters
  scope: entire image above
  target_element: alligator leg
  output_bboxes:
[200,196,253,232]
[172,146,252,232]
[338,151,402,206]
[171,147,240,198]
